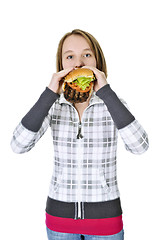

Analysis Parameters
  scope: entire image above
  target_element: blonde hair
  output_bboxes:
[56,29,108,78]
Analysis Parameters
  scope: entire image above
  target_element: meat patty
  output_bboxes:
[64,82,90,103]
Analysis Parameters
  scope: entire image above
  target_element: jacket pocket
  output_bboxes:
[98,169,110,193]
[52,169,63,193]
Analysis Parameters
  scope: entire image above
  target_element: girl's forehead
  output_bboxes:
[62,35,91,53]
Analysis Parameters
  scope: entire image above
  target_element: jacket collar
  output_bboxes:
[59,91,104,106]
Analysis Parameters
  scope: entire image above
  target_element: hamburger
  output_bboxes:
[62,68,95,103]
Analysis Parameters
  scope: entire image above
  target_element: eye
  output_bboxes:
[67,55,73,59]
[83,53,91,58]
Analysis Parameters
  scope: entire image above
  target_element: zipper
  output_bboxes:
[61,97,102,219]
[77,121,83,139]
[72,104,99,219]
[70,103,99,219]
[76,123,83,219]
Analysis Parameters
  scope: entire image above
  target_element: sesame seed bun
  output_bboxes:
[64,68,94,83]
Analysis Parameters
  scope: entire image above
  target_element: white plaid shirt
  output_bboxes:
[11,92,149,203]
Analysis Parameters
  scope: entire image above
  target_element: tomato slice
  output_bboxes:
[67,81,93,93]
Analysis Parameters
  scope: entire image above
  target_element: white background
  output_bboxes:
[0,0,158,239]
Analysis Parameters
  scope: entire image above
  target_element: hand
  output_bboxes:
[48,67,74,94]
[82,66,108,92]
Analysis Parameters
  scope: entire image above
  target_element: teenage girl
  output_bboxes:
[11,29,149,240]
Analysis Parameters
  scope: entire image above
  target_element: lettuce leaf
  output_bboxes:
[74,77,94,90]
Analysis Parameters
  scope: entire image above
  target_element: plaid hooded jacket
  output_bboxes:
[11,84,149,219]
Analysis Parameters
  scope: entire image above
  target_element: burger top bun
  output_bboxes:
[64,68,94,83]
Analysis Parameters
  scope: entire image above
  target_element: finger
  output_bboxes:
[81,66,100,75]
[57,67,74,81]
[59,67,74,75]
[81,66,96,71]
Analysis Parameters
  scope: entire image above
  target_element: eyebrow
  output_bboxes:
[63,48,92,55]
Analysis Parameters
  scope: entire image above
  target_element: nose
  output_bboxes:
[74,57,84,68]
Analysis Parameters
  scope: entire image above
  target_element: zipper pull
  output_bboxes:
[77,121,83,139]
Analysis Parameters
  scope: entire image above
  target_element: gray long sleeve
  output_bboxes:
[21,87,59,132]
[96,84,135,129]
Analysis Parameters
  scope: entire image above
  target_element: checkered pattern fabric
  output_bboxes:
[11,92,149,203]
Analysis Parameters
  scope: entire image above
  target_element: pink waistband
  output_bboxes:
[46,213,123,236]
